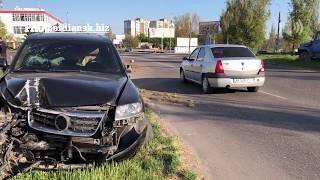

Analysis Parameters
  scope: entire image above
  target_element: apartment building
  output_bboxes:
[124,18,150,37]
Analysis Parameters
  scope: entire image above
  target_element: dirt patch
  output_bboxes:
[140,89,195,107]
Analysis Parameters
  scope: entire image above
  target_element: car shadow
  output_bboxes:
[132,78,246,95]
[160,99,320,133]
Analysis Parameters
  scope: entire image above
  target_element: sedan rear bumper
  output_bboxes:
[207,74,265,88]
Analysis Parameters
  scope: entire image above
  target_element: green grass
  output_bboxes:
[14,107,196,180]
[257,54,320,70]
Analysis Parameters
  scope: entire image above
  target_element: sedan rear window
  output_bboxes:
[211,47,255,58]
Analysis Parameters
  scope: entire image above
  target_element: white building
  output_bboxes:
[0,8,64,39]
[124,18,150,37]
[113,34,125,47]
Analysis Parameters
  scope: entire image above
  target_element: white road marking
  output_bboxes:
[260,91,288,100]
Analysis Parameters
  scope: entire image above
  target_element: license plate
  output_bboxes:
[233,78,254,84]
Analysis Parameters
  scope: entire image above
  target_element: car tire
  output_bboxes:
[299,52,311,61]
[180,70,188,83]
[247,87,259,92]
[202,76,212,94]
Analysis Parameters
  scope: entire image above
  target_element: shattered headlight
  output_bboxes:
[115,102,143,121]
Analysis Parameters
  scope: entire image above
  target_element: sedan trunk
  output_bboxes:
[221,57,261,76]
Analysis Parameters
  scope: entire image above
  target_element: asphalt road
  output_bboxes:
[121,53,320,180]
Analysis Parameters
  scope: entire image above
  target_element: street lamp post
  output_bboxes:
[274,3,281,53]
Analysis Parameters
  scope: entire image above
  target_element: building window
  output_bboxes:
[38,14,43,21]
[12,13,45,22]
[12,14,21,21]
[13,26,26,34]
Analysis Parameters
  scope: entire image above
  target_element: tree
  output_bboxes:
[311,0,320,33]
[0,18,7,38]
[137,33,148,42]
[149,38,161,48]
[123,35,140,48]
[220,0,271,51]
[268,25,276,50]
[283,0,319,50]
[259,25,277,51]
[269,25,276,43]
[148,38,176,49]
[105,28,116,41]
[174,13,199,37]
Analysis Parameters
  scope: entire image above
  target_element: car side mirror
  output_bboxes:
[126,64,132,73]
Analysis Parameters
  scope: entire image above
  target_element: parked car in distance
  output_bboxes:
[298,31,320,61]
[180,44,265,94]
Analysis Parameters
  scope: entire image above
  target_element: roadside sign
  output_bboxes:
[199,21,220,35]
[149,28,175,38]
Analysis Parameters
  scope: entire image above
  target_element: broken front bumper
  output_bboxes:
[1,105,150,170]
[29,107,148,160]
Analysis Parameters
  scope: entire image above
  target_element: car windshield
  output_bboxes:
[13,40,123,74]
[211,47,255,58]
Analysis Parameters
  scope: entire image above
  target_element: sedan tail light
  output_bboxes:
[259,60,265,73]
[215,60,224,73]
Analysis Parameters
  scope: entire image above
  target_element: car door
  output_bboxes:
[311,32,320,58]
[192,47,206,83]
[184,48,199,80]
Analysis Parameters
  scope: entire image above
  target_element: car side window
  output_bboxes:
[189,48,199,61]
[197,48,205,61]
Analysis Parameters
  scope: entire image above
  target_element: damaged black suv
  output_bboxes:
[0,33,151,177]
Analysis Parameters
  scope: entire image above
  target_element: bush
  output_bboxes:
[123,35,140,48]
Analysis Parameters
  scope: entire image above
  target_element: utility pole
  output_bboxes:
[275,11,281,53]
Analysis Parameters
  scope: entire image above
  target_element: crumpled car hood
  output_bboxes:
[2,72,127,107]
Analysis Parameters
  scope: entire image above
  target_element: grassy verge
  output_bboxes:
[15,107,196,180]
[258,54,320,70]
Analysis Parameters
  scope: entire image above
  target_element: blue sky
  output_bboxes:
[4,0,290,35]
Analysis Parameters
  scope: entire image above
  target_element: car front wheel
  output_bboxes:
[180,70,188,83]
